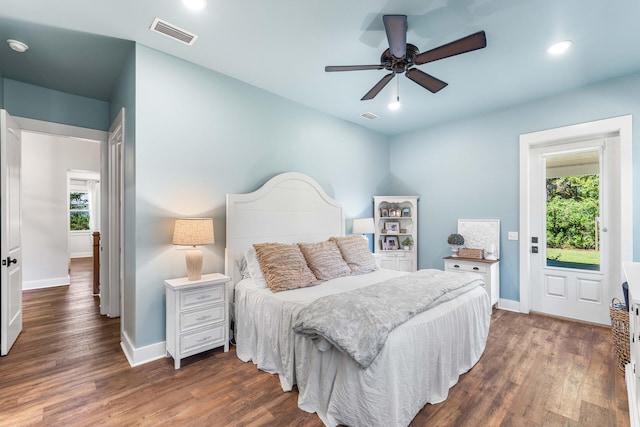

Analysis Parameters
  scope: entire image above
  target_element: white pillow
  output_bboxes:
[244,247,269,288]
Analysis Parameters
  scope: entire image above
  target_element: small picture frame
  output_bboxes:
[384,235,399,250]
[389,208,400,217]
[402,207,411,217]
[380,207,389,217]
[385,221,400,233]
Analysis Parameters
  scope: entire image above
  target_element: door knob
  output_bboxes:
[2,257,17,266]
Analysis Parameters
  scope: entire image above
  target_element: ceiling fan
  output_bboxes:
[325,15,487,101]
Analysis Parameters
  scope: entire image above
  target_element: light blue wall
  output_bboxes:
[109,47,136,339]
[3,79,109,130]
[389,71,640,302]
[132,45,390,347]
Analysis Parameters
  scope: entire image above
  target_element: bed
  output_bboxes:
[225,172,491,427]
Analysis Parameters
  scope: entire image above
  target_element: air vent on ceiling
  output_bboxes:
[360,112,379,120]
[150,18,198,46]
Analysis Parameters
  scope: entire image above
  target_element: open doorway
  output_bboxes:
[68,170,100,294]
[21,131,100,291]
[15,117,119,317]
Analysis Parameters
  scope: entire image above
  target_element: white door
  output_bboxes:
[529,138,618,325]
[1,110,23,355]
[104,109,124,318]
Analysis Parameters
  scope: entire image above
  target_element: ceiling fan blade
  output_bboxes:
[383,15,407,59]
[414,31,487,65]
[361,73,395,100]
[325,65,385,72]
[406,69,448,93]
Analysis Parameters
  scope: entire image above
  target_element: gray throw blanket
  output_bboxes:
[292,269,484,369]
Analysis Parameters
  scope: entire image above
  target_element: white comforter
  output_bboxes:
[234,268,491,427]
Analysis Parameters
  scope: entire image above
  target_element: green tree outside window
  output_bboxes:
[70,191,90,231]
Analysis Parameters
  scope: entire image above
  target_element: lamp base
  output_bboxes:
[185,248,203,281]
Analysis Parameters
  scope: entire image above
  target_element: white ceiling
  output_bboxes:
[1,0,640,136]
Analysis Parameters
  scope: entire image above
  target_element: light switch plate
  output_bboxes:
[508,231,519,241]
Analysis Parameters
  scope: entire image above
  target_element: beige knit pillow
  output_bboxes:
[331,235,378,275]
[253,243,318,292]
[298,240,351,281]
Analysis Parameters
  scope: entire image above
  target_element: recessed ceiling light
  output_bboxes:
[7,39,29,53]
[547,40,572,55]
[182,0,206,11]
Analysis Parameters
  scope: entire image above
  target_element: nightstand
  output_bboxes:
[164,273,230,369]
[443,257,500,307]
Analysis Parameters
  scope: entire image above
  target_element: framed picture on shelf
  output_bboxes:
[402,207,411,217]
[385,221,400,233]
[384,235,399,250]
[380,207,389,217]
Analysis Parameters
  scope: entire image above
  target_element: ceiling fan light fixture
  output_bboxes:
[7,39,29,53]
[324,15,487,101]
[388,99,401,111]
[182,0,206,11]
[388,77,401,110]
[547,40,572,55]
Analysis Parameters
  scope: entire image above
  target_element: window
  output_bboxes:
[70,191,90,231]
[545,151,600,271]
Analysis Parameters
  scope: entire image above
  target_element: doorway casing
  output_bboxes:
[519,115,633,315]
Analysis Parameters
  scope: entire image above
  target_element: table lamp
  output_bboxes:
[172,218,214,280]
[352,217,375,244]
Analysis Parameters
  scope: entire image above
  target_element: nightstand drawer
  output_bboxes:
[445,261,488,274]
[180,323,226,353]
[180,284,224,310]
[180,303,225,332]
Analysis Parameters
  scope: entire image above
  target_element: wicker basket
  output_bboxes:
[610,298,630,373]
[458,248,484,259]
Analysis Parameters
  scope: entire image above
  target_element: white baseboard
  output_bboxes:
[70,252,93,258]
[498,298,521,312]
[121,330,167,367]
[626,364,638,427]
[23,276,69,290]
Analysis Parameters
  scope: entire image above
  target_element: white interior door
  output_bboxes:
[104,109,124,318]
[1,110,23,355]
[529,138,618,325]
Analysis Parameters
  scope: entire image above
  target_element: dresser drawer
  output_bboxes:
[180,323,226,354]
[180,284,224,310]
[180,303,225,333]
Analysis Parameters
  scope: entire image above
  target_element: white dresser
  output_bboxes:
[444,256,500,307]
[164,273,230,369]
[624,262,640,427]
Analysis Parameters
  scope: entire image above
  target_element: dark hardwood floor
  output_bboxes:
[0,257,629,426]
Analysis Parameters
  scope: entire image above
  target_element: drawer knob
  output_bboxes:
[197,335,212,342]
[196,315,211,321]
[473,267,479,270]
[453,265,460,268]
[196,295,212,300]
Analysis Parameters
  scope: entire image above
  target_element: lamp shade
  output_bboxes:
[172,218,214,246]
[352,217,375,234]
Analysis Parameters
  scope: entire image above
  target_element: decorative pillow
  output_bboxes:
[298,240,351,281]
[244,247,269,288]
[331,235,378,275]
[253,243,318,292]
